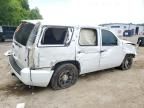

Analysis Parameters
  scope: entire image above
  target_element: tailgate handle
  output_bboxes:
[15,42,22,48]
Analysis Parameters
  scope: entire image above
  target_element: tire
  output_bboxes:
[50,63,79,90]
[119,55,133,70]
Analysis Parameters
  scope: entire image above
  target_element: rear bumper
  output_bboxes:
[9,55,32,85]
[9,55,54,87]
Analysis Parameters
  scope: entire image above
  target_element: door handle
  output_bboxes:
[100,50,107,53]
[78,50,85,54]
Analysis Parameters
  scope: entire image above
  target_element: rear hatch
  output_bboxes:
[12,22,35,68]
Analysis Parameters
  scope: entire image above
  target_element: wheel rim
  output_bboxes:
[58,68,75,88]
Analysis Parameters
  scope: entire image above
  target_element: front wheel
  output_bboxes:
[119,55,133,70]
[50,63,79,90]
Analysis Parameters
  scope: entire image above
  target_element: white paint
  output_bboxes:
[76,28,101,73]
[8,65,32,85]
[99,34,125,69]
[12,42,28,68]
[31,69,54,87]
[8,20,137,87]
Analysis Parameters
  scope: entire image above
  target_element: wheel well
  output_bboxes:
[52,61,81,73]
[126,54,135,58]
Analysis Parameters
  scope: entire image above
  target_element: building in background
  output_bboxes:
[100,23,144,36]
[137,24,144,35]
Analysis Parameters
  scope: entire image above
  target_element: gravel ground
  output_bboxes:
[0,36,144,108]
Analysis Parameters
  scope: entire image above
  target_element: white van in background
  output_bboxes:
[7,20,136,90]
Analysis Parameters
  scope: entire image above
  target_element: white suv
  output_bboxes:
[7,20,136,90]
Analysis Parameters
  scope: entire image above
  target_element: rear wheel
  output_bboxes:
[119,55,133,70]
[50,63,79,90]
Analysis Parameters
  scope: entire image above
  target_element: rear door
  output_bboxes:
[35,26,75,68]
[76,28,101,74]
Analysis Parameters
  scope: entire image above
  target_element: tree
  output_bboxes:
[0,0,42,25]
[20,0,30,10]
[29,8,42,19]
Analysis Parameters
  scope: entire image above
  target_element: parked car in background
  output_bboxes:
[6,20,137,90]
[137,37,144,47]
[0,26,16,42]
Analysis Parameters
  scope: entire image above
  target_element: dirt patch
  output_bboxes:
[0,81,47,96]
[0,36,144,108]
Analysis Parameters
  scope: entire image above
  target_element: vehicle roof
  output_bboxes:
[100,23,137,26]
[22,19,102,28]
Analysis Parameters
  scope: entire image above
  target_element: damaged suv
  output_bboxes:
[7,20,136,90]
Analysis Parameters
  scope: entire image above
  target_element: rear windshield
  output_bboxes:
[14,22,34,46]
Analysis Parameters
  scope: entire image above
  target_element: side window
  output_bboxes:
[102,30,117,46]
[41,27,68,45]
[79,28,97,46]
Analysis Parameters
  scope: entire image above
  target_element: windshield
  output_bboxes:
[14,22,34,46]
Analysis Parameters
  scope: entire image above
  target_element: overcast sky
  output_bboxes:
[29,0,144,24]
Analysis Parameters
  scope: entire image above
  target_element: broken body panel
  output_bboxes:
[7,20,136,87]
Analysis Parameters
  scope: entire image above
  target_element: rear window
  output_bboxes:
[14,22,34,46]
